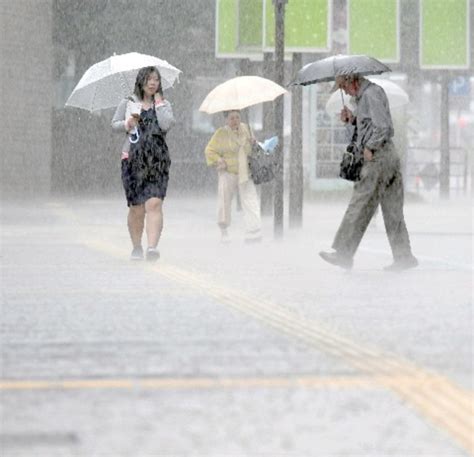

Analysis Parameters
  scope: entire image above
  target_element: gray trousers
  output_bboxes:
[332,144,413,260]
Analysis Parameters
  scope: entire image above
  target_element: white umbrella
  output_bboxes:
[325,78,409,115]
[65,52,181,112]
[199,76,287,114]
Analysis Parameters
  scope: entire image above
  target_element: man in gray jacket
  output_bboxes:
[319,75,418,271]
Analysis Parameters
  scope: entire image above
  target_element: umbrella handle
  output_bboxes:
[129,126,140,144]
[340,89,345,106]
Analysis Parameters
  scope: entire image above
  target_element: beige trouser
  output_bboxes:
[217,171,261,238]
[332,144,413,260]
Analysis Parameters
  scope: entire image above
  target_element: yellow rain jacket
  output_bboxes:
[205,124,252,183]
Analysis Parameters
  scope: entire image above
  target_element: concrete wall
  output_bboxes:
[0,0,53,197]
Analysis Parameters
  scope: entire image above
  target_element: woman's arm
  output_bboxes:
[155,99,175,132]
[111,99,129,132]
[205,129,224,167]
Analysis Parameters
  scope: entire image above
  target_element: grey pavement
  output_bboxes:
[0,192,472,456]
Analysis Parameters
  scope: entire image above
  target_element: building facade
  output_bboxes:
[0,0,53,196]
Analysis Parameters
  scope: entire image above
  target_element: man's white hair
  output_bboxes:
[336,74,363,85]
[331,74,366,92]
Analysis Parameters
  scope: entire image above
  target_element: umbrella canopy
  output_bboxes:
[291,54,391,86]
[199,76,287,114]
[325,78,409,115]
[65,52,181,112]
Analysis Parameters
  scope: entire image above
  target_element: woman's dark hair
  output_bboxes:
[134,66,163,100]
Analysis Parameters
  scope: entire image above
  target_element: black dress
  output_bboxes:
[121,107,171,206]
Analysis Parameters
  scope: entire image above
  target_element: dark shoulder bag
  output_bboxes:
[339,123,363,182]
[247,125,275,185]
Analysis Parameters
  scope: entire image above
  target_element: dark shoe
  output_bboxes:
[146,247,160,262]
[319,251,353,269]
[130,246,144,261]
[384,255,418,272]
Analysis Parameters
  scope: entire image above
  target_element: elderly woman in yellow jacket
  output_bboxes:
[205,110,262,243]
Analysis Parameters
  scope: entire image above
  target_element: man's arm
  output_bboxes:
[363,86,394,153]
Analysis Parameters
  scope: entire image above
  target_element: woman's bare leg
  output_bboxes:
[128,204,145,248]
[144,197,163,248]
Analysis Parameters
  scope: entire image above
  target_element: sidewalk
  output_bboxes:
[9,193,470,384]
[1,194,472,456]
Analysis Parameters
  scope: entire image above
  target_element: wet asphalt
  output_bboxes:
[1,194,472,456]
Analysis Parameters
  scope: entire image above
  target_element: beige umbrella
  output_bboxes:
[199,76,287,114]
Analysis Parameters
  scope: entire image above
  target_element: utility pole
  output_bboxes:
[289,52,303,228]
[439,74,450,199]
[273,0,287,238]
[261,52,274,216]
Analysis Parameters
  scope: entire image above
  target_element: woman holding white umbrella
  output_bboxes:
[111,66,175,261]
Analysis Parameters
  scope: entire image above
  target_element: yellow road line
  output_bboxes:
[391,381,474,453]
[0,379,135,390]
[42,207,474,454]
[155,264,474,455]
[0,374,431,391]
[78,239,474,454]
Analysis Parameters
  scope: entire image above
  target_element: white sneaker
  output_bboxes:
[221,229,231,243]
[245,229,262,244]
[146,247,160,262]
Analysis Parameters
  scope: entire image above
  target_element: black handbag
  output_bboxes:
[339,123,363,182]
[339,144,363,182]
[248,142,275,185]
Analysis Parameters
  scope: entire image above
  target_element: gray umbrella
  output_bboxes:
[290,54,391,86]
